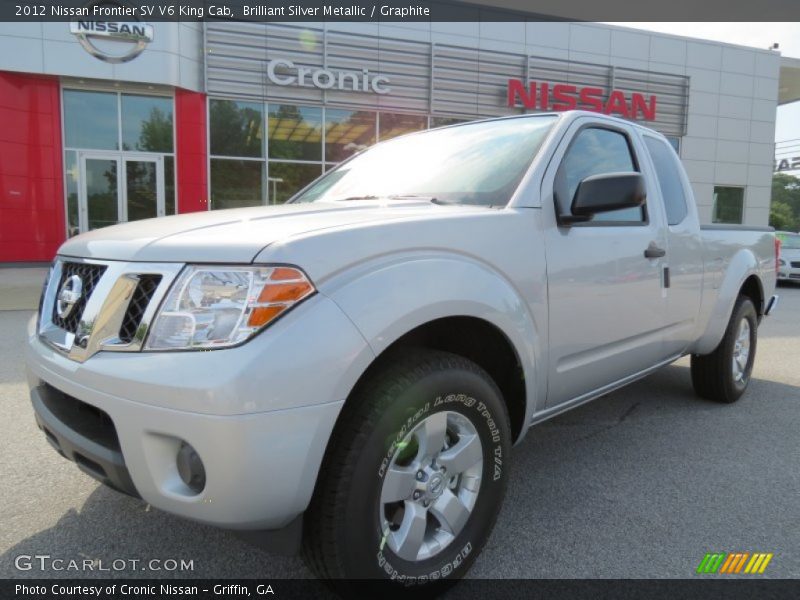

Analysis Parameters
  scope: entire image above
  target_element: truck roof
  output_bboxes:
[429,110,670,141]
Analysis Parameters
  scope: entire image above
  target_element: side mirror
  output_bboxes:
[565,172,646,223]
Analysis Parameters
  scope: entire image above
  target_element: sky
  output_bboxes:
[607,23,800,172]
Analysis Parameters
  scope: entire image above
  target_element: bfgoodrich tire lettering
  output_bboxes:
[302,349,511,587]
[691,296,758,404]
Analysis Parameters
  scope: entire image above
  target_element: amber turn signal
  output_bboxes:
[247,267,315,327]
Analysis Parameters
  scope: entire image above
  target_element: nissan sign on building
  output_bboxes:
[0,16,796,263]
[70,20,154,63]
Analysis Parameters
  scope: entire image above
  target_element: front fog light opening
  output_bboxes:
[176,442,206,494]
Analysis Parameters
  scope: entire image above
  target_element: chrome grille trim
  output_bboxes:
[118,275,162,344]
[38,257,184,363]
[51,262,106,332]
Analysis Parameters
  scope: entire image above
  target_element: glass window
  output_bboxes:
[712,186,744,224]
[210,159,265,209]
[121,94,173,152]
[378,112,428,142]
[85,158,119,230]
[65,151,79,237]
[164,156,175,215]
[210,99,263,158]
[555,127,644,223]
[63,90,118,150]
[295,116,557,207]
[430,116,468,128]
[644,136,688,225]
[268,104,323,161]
[268,162,322,204]
[125,160,159,222]
[325,109,376,162]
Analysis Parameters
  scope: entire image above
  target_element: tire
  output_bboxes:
[302,348,511,590]
[691,296,758,404]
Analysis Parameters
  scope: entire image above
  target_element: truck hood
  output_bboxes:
[57,200,483,263]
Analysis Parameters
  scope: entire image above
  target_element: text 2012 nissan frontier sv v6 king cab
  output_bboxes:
[26,111,778,587]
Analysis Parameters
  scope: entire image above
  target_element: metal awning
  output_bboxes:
[780,56,800,105]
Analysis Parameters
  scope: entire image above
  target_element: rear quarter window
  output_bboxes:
[643,135,688,226]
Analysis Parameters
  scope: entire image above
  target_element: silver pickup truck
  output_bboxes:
[26,111,778,586]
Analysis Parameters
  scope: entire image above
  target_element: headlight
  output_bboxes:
[145,265,314,350]
[778,258,786,266]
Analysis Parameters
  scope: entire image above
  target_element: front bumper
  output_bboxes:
[27,370,343,530]
[32,382,139,497]
[25,294,373,530]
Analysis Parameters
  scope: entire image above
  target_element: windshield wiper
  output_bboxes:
[388,194,449,204]
[333,194,445,203]
[335,195,380,201]
[334,194,486,207]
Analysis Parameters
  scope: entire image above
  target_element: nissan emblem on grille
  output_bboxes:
[56,275,83,319]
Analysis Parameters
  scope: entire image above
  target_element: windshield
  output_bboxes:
[293,116,557,206]
[777,233,800,250]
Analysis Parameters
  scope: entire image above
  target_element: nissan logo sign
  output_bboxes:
[56,275,84,320]
[70,1,153,64]
[266,59,391,94]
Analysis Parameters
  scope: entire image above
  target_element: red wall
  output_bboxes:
[175,89,208,214]
[0,77,208,263]
[0,71,65,262]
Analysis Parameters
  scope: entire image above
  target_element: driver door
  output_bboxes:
[543,121,669,407]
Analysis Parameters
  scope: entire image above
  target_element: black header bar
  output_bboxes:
[3,0,800,22]
[4,579,800,600]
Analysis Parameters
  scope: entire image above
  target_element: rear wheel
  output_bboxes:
[302,349,511,589]
[691,296,758,403]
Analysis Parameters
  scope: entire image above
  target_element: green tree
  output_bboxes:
[770,201,797,231]
[208,100,265,209]
[209,100,263,157]
[770,173,800,232]
[137,107,173,152]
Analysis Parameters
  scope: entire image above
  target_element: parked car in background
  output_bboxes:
[776,231,800,284]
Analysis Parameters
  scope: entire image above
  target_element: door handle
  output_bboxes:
[644,243,666,259]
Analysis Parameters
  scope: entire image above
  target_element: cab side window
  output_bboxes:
[643,135,688,225]
[555,127,645,224]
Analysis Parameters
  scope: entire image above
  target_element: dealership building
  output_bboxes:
[1,19,799,262]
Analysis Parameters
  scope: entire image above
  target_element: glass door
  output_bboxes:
[123,156,164,222]
[77,153,165,233]
[78,153,122,232]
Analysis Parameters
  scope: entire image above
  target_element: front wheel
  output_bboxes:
[302,349,511,588]
[691,296,758,403]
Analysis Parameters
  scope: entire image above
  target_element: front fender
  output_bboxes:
[691,248,762,355]
[321,252,542,433]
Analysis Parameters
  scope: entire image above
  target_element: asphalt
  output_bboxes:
[1,270,798,580]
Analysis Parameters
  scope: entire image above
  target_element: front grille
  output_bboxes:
[39,384,120,452]
[791,261,800,269]
[52,262,106,333]
[118,275,162,344]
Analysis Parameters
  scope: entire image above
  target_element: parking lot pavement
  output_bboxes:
[1,280,798,580]
[0,267,46,310]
